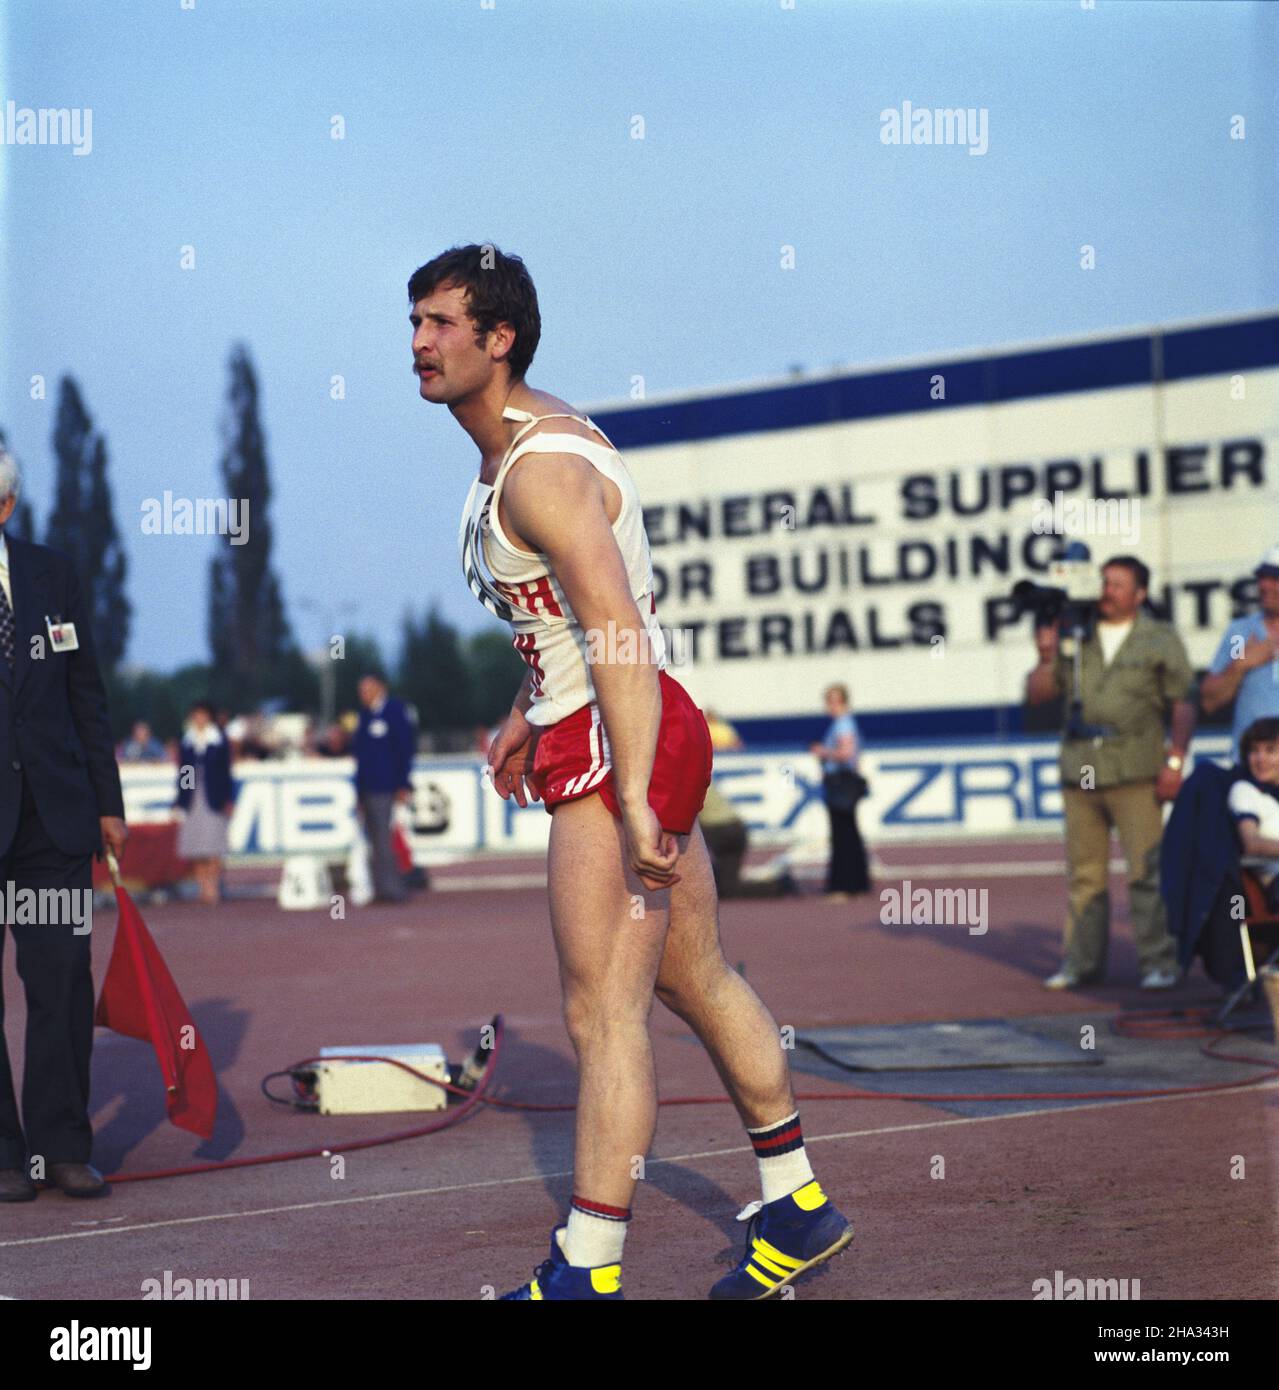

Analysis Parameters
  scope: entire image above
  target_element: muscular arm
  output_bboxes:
[503,453,660,811]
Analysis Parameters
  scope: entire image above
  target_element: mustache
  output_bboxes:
[414,359,441,372]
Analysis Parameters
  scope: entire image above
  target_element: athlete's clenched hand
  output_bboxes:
[622,801,682,892]
[487,708,542,807]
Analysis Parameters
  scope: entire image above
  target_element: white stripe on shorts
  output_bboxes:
[561,706,603,795]
[564,704,606,797]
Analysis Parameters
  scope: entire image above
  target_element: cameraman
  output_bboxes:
[1025,556,1196,991]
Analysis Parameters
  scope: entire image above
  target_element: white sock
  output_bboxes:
[748,1110,816,1205]
[561,1198,630,1267]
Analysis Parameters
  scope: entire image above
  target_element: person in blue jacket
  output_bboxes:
[174,699,235,904]
[353,675,415,903]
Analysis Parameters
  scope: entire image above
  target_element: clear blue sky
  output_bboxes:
[1,0,1275,673]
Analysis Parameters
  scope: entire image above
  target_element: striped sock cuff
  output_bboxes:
[747,1111,804,1158]
[570,1194,632,1223]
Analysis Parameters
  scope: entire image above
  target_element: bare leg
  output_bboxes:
[198,860,219,904]
[654,822,793,1128]
[548,793,672,1207]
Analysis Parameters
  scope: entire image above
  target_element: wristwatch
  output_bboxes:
[1164,753,1184,772]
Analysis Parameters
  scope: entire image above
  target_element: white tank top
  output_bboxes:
[458,405,667,726]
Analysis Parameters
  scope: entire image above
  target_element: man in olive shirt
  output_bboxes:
[1026,556,1196,990]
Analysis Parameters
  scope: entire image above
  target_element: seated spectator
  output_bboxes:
[227,713,272,761]
[119,719,166,762]
[313,723,350,758]
[1228,717,1279,912]
[704,708,744,752]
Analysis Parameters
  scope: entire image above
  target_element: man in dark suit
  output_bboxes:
[353,674,415,904]
[0,452,127,1201]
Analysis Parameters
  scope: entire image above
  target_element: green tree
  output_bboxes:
[83,433,131,670]
[332,632,388,714]
[207,344,297,708]
[46,379,91,560]
[397,606,473,739]
[108,662,216,743]
[467,627,526,724]
[272,647,321,716]
[45,380,131,672]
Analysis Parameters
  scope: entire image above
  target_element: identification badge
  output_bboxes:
[47,618,80,652]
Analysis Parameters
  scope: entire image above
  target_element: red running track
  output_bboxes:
[1,847,1275,1300]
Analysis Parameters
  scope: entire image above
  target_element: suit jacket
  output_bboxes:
[353,697,414,796]
[1160,760,1245,981]
[0,535,125,857]
[175,731,234,812]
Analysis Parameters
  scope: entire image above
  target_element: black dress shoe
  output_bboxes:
[47,1162,108,1197]
[0,1168,37,1202]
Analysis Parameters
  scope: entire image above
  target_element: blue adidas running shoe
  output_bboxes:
[499,1226,624,1300]
[710,1180,853,1300]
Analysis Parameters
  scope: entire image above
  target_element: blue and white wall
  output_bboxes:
[120,736,1235,860]
[589,313,1279,743]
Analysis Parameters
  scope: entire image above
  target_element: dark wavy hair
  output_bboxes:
[407,244,541,382]
[1240,717,1279,762]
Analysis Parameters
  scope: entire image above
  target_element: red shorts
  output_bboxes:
[529,669,713,835]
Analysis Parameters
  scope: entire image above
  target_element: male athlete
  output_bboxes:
[408,244,852,1299]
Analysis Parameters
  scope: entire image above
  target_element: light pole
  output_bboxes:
[299,599,358,730]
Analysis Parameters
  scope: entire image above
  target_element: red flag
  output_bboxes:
[95,881,217,1140]
[391,821,414,874]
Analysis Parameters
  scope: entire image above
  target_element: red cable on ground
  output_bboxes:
[104,1017,508,1185]
[1111,1004,1224,1041]
[102,1005,1279,1186]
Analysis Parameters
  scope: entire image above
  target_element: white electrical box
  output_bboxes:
[313,1044,449,1115]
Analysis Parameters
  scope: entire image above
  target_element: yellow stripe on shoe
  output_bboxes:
[751,1250,793,1279]
[529,1279,543,1300]
[590,1265,622,1295]
[790,1180,828,1212]
[754,1237,805,1270]
[748,1227,856,1300]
